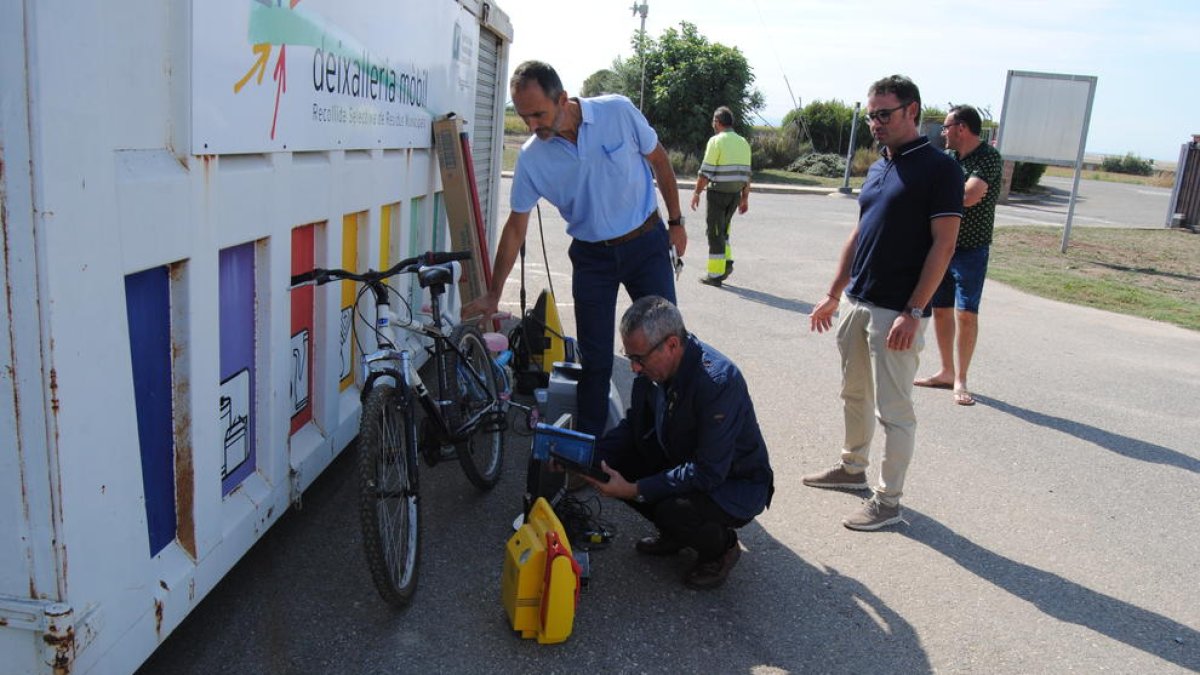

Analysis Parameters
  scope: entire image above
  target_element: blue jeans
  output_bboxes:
[931,246,990,313]
[568,223,676,435]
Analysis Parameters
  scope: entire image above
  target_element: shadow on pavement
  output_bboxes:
[1093,261,1200,283]
[973,394,1199,475]
[1003,184,1081,214]
[139,413,932,673]
[716,283,815,317]
[900,509,1199,672]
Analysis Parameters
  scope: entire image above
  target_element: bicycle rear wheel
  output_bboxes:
[448,324,505,490]
[358,384,420,607]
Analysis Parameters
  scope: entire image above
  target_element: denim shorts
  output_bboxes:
[932,246,990,313]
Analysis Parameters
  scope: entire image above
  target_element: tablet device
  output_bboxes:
[548,449,610,483]
[532,423,610,483]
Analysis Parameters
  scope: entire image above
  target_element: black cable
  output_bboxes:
[519,241,527,318]
[554,494,617,550]
[534,203,556,301]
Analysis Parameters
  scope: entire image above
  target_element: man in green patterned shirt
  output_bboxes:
[691,106,752,287]
[914,105,1002,406]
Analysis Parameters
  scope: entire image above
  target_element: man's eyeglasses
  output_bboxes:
[864,102,912,124]
[941,121,961,133]
[624,335,670,366]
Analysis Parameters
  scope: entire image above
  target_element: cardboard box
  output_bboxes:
[433,115,489,304]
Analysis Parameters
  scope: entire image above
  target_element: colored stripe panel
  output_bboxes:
[218,243,257,494]
[340,214,359,390]
[124,266,177,556]
[410,197,425,312]
[432,192,444,251]
[379,203,393,270]
[290,224,315,434]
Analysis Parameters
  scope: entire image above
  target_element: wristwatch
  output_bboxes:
[667,216,685,228]
[904,306,923,319]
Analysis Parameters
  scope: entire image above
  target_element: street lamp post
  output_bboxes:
[631,2,648,110]
[839,102,861,194]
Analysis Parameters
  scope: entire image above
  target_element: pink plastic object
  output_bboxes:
[483,332,508,353]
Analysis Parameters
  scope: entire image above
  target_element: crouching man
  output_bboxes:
[584,296,773,589]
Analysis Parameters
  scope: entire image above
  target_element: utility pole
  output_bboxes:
[630,2,649,110]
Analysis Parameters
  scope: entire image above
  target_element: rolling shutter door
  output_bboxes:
[473,27,502,234]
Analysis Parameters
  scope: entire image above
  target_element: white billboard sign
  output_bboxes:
[997,70,1099,252]
[997,71,1097,165]
[192,0,479,154]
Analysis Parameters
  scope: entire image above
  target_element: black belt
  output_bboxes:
[597,211,660,247]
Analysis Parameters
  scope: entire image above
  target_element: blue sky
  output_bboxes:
[503,0,1198,163]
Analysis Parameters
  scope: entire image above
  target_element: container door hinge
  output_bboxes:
[0,597,102,675]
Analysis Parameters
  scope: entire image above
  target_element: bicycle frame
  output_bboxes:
[358,269,499,445]
[291,250,505,609]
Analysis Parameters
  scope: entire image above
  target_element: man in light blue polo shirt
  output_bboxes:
[464,60,686,436]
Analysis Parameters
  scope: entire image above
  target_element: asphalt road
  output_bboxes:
[997,174,1175,229]
[139,178,1199,674]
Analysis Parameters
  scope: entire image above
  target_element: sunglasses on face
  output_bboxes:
[864,101,912,124]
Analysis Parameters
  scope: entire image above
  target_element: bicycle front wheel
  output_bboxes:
[448,324,505,490]
[358,384,420,608]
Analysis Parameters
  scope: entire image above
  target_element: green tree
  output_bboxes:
[580,69,621,97]
[611,22,764,156]
[783,99,873,155]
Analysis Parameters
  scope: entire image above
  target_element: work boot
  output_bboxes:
[699,275,722,288]
[684,533,741,589]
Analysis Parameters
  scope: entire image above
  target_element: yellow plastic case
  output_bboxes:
[501,497,580,644]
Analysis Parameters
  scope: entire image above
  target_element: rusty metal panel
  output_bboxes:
[1173,143,1200,229]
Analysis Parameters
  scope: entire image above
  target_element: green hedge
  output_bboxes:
[1011,162,1046,192]
[1100,152,1154,176]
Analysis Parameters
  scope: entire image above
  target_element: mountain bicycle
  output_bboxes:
[290,250,506,607]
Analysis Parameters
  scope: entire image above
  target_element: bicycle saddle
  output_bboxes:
[417,263,454,289]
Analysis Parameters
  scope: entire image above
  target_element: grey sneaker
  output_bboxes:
[843,496,903,531]
[801,464,869,491]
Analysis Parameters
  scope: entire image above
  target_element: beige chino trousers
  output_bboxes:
[836,296,926,507]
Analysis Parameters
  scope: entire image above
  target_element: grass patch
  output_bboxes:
[1043,165,1174,188]
[989,226,1200,331]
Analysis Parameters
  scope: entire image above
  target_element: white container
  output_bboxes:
[0,2,512,672]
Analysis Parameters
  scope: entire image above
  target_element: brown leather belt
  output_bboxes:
[598,211,660,247]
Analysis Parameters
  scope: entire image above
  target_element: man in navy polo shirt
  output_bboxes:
[804,75,962,531]
[463,61,686,437]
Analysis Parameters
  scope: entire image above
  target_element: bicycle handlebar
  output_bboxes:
[289,250,471,288]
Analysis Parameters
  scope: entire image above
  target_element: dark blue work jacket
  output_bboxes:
[596,334,774,520]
